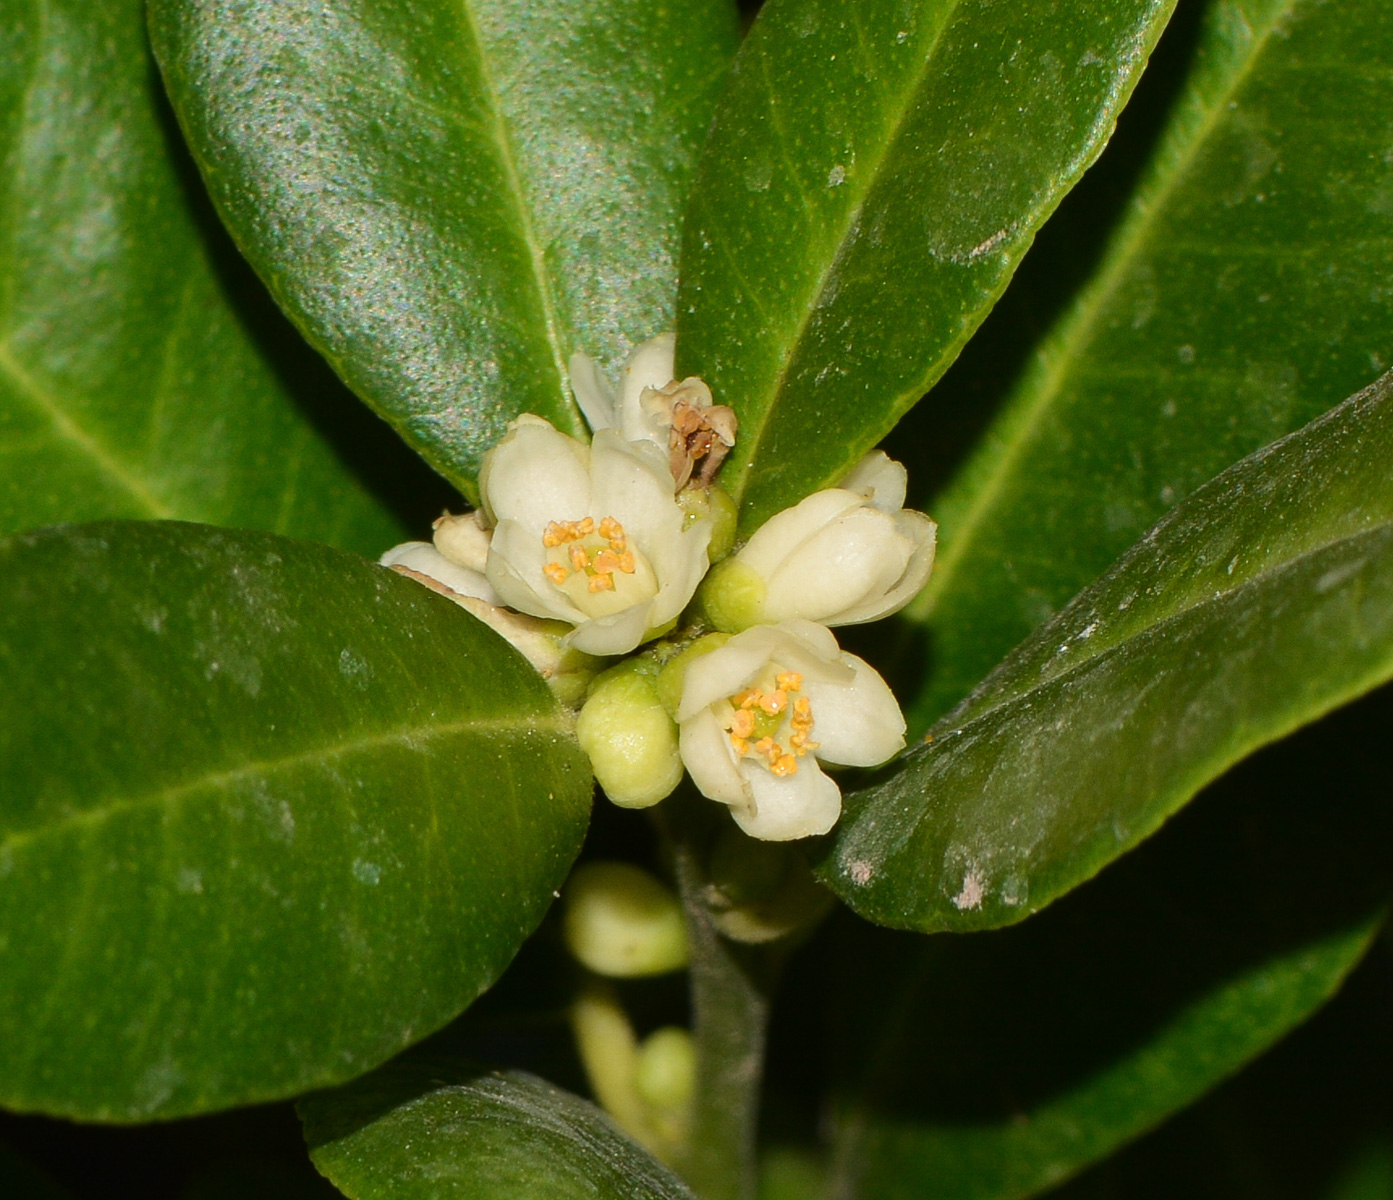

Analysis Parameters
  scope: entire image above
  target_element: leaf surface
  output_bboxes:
[675,0,1176,530]
[826,694,1391,1200]
[301,1061,696,1200]
[0,0,410,551]
[149,0,740,497]
[0,522,590,1120]
[821,370,1393,930]
[910,0,1393,722]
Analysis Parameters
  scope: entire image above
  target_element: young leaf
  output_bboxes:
[820,369,1393,931]
[674,0,1177,531]
[301,1060,696,1200]
[0,522,591,1121]
[910,0,1393,723]
[825,698,1391,1200]
[0,0,409,553]
[149,0,741,499]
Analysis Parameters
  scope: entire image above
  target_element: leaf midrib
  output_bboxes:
[452,0,579,436]
[935,513,1393,737]
[0,711,571,858]
[727,3,963,507]
[914,0,1295,619]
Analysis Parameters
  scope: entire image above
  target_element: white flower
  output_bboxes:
[570,334,737,490]
[700,451,936,632]
[479,414,712,656]
[380,541,499,604]
[675,620,905,841]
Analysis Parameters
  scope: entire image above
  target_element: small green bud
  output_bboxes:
[678,485,738,562]
[563,862,689,977]
[697,557,766,633]
[576,663,682,809]
[707,830,835,944]
[655,632,731,718]
[634,1027,696,1115]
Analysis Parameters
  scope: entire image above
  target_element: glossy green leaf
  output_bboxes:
[674,0,1176,531]
[0,0,413,552]
[910,0,1393,723]
[149,0,740,499]
[301,1060,696,1200]
[826,694,1392,1200]
[0,522,591,1120]
[820,370,1393,931]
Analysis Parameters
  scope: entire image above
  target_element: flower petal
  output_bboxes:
[676,621,851,721]
[680,706,749,808]
[569,352,618,433]
[479,416,592,535]
[803,652,906,767]
[486,519,588,625]
[617,333,676,447]
[762,507,912,624]
[830,510,938,625]
[380,542,500,603]
[736,489,864,579]
[839,450,907,512]
[588,431,683,546]
[569,602,657,657]
[732,760,842,841]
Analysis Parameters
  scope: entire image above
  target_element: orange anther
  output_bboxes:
[588,573,615,593]
[569,544,590,572]
[592,549,621,575]
[771,754,798,777]
[759,690,788,716]
[543,522,567,548]
[543,562,569,584]
[617,550,636,573]
[729,733,749,756]
[734,688,760,709]
[730,709,756,739]
[776,671,802,692]
[577,517,595,536]
[599,517,625,540]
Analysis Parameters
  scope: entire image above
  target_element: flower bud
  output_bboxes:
[577,662,683,809]
[563,862,689,977]
[431,509,490,572]
[655,632,732,719]
[698,452,936,632]
[634,1027,695,1115]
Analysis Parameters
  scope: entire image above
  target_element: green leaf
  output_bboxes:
[149,0,740,499]
[0,522,591,1121]
[674,0,1177,531]
[0,0,412,553]
[301,1060,696,1200]
[825,695,1391,1200]
[909,0,1393,723]
[820,369,1393,931]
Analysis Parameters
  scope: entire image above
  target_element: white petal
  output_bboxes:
[645,524,714,629]
[432,511,491,572]
[736,489,863,579]
[830,511,938,625]
[380,542,500,603]
[762,508,912,624]
[680,708,750,808]
[569,603,656,657]
[839,450,907,512]
[588,430,683,547]
[803,652,906,768]
[569,352,618,433]
[486,519,587,624]
[616,333,676,446]
[732,760,842,841]
[479,417,592,536]
[676,622,850,721]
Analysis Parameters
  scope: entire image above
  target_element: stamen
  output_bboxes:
[735,688,760,710]
[592,549,621,575]
[576,517,595,536]
[569,544,590,572]
[588,573,615,593]
[776,671,802,692]
[771,754,798,777]
[617,551,636,574]
[543,562,569,584]
[758,689,788,716]
[543,522,568,548]
[730,709,756,739]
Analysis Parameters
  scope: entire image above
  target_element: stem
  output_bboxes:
[665,799,784,1200]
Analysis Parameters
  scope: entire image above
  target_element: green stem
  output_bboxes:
[665,799,784,1200]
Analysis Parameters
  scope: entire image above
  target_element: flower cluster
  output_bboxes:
[381,335,936,842]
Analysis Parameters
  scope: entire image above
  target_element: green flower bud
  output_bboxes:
[706,829,835,944]
[634,1026,696,1115]
[655,632,731,718]
[576,662,682,809]
[696,557,767,634]
[678,485,738,562]
[563,862,689,977]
